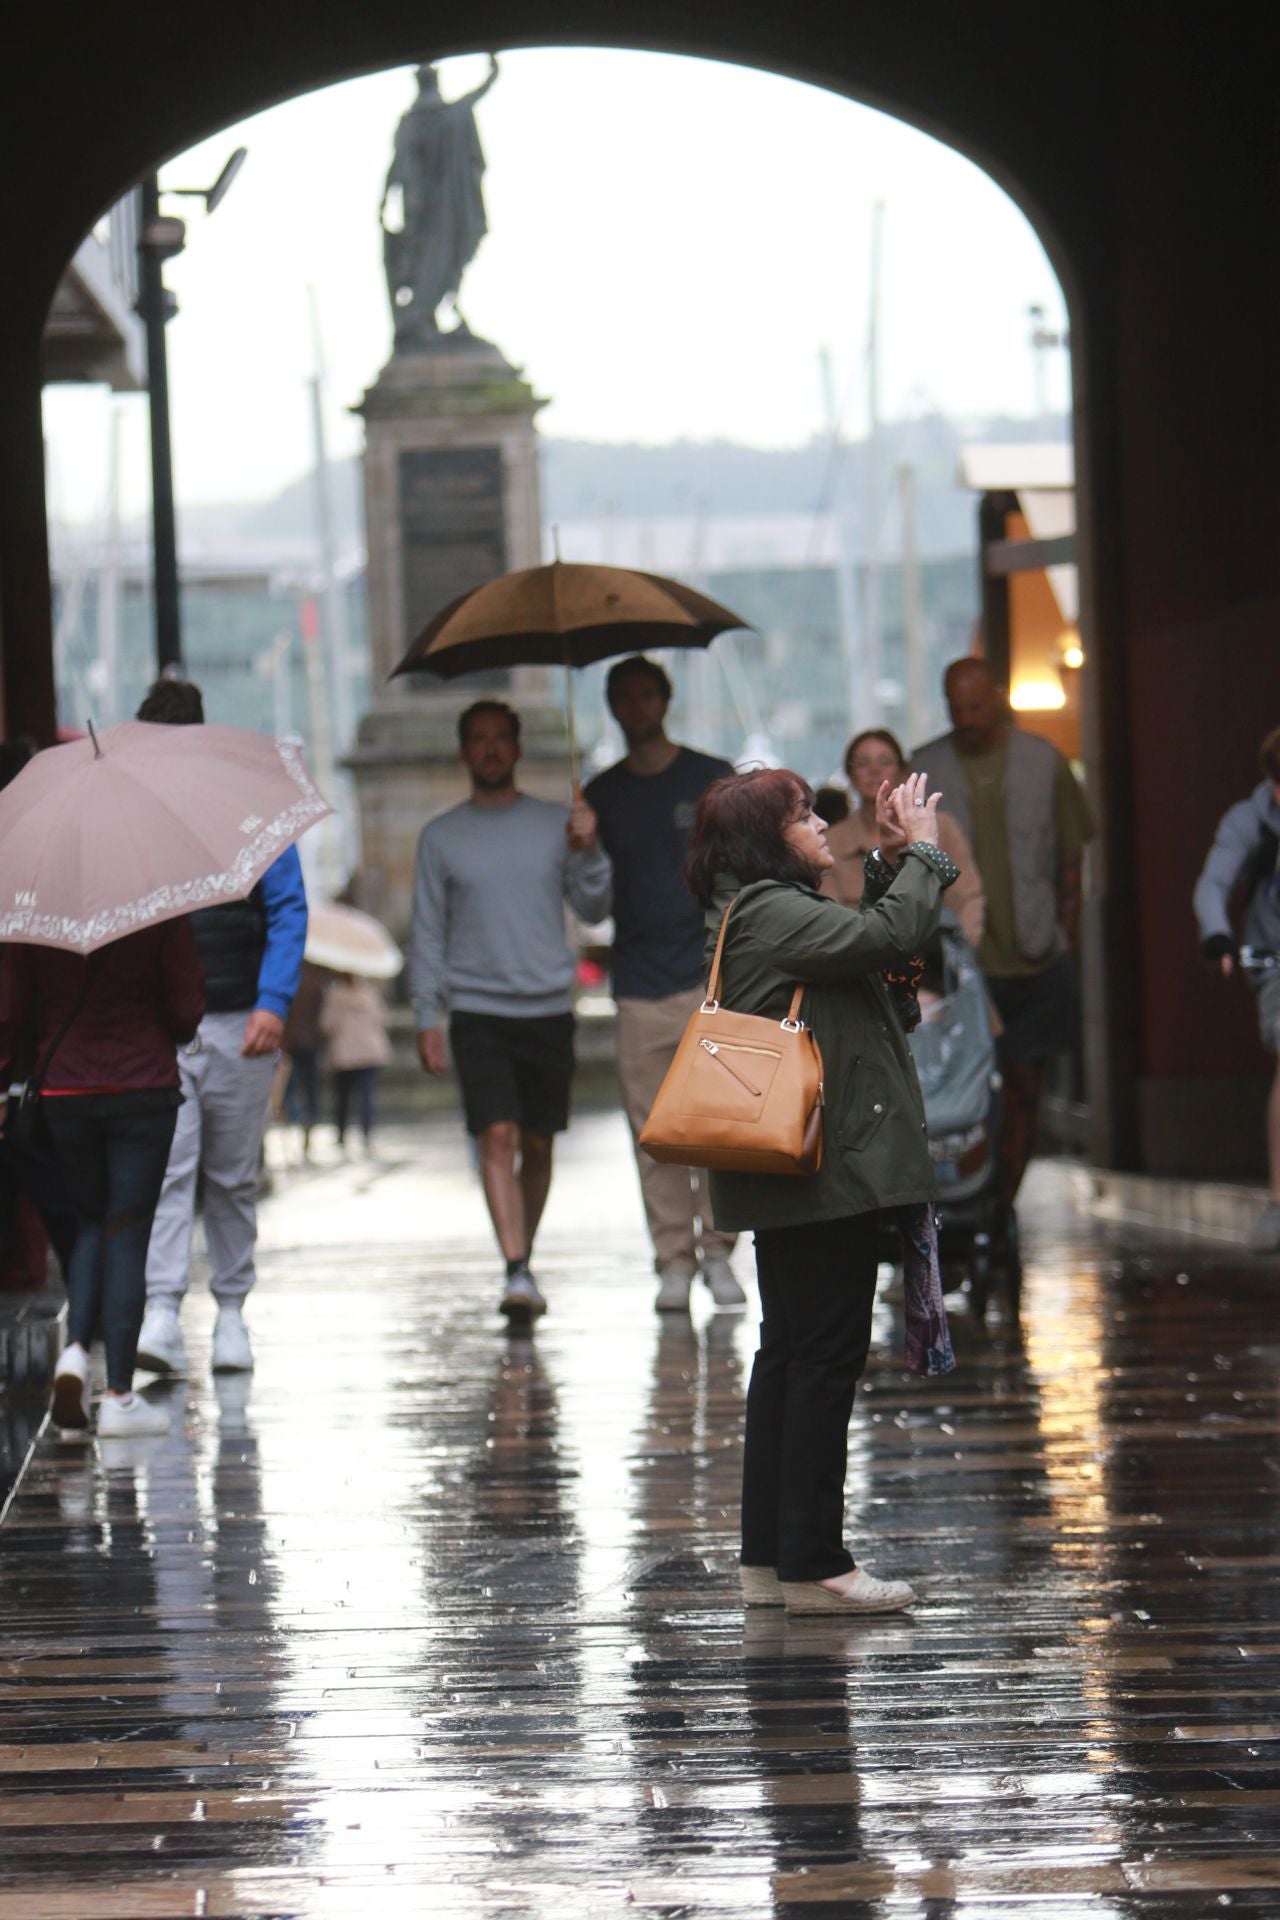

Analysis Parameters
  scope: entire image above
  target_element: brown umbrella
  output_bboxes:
[0,721,330,954]
[390,559,748,783]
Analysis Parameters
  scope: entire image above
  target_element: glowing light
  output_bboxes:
[1010,677,1067,711]
[1063,643,1085,669]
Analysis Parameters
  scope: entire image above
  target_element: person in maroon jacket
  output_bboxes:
[0,920,205,1436]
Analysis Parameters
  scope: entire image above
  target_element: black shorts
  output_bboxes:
[449,1011,576,1137]
[988,953,1078,1064]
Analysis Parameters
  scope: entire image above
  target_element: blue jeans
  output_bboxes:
[284,1047,320,1129]
[334,1067,379,1142]
[44,1097,178,1392]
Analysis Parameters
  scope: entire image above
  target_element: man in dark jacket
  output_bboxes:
[584,656,742,1313]
[133,679,308,1374]
[1194,724,1280,1252]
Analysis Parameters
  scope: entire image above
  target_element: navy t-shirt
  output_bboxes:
[585,746,734,1000]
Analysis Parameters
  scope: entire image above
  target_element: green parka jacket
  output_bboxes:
[703,845,954,1232]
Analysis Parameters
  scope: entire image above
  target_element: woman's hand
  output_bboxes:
[888,772,942,846]
[874,779,909,861]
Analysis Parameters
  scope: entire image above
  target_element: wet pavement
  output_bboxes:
[1,1109,1278,1917]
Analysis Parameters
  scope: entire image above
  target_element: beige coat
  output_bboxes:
[821,805,985,951]
[319,979,391,1071]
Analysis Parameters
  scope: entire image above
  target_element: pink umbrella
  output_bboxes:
[0,721,330,954]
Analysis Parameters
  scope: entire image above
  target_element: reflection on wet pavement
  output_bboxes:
[1,1111,1278,1916]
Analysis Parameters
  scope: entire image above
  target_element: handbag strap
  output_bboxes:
[705,896,806,1026]
[29,955,99,1093]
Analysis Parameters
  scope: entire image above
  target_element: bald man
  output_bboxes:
[915,658,1094,1206]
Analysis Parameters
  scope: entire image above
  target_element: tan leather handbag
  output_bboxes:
[639,896,825,1176]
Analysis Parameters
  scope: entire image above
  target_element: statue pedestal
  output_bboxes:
[347,339,571,942]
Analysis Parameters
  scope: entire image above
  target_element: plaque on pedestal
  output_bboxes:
[347,338,572,941]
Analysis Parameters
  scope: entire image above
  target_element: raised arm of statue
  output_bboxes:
[463,53,499,110]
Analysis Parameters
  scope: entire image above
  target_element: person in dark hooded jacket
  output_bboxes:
[1194,724,1280,1252]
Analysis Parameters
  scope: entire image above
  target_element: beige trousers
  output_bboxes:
[615,988,737,1274]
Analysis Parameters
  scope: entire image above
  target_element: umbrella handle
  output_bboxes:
[563,648,580,792]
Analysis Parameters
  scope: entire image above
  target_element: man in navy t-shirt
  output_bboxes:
[585,656,743,1313]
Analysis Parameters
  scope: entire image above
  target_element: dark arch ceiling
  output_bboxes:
[8,2,1112,347]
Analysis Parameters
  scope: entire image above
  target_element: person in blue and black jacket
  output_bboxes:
[131,677,308,1378]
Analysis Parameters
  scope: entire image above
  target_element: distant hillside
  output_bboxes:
[169,411,1067,559]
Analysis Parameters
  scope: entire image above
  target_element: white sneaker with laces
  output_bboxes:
[655,1266,693,1313]
[702,1256,746,1309]
[782,1567,917,1614]
[97,1393,169,1438]
[212,1305,254,1373]
[500,1269,547,1324]
[51,1342,91,1431]
[135,1307,189,1377]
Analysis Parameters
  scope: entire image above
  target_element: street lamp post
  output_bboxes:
[136,149,247,678]
[138,175,183,672]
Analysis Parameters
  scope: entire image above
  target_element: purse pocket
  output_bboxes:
[685,1036,783,1121]
[835,1057,890,1153]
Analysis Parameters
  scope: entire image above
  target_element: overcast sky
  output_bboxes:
[42,47,1070,529]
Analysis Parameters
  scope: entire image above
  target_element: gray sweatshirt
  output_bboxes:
[409,793,613,1025]
[1193,779,1280,956]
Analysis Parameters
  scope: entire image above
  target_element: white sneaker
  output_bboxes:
[740,1564,784,1608]
[655,1265,693,1313]
[500,1269,547,1325]
[212,1305,254,1373]
[702,1256,746,1309]
[51,1343,91,1431]
[97,1393,169,1438]
[782,1567,916,1614]
[135,1307,188,1377]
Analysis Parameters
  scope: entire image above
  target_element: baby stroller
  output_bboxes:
[907,916,1019,1315]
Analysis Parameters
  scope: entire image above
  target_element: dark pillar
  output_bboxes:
[1072,277,1143,1173]
[0,332,57,746]
[1109,16,1280,1178]
[977,490,1014,683]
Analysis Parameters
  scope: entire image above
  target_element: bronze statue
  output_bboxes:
[381,57,499,350]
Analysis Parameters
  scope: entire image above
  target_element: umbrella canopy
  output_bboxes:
[390,561,747,680]
[305,902,402,980]
[0,721,330,954]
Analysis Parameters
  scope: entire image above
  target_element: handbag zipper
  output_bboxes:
[698,1037,768,1096]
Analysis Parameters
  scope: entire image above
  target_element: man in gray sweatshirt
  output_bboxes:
[1194,724,1280,1252]
[410,700,612,1323]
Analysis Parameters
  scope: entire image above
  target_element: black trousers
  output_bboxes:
[44,1099,178,1393]
[741,1212,879,1582]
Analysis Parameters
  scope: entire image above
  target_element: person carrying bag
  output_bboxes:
[6,962,98,1154]
[640,889,824,1177]
[681,765,959,1616]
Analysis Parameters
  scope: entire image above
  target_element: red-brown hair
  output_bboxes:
[684,768,818,907]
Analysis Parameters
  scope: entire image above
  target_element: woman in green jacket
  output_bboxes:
[685,766,958,1613]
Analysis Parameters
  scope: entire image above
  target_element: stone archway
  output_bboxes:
[7,4,1277,1178]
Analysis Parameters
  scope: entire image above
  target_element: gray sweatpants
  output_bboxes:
[145,1011,277,1309]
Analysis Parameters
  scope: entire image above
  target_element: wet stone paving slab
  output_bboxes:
[1,1109,1278,1917]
